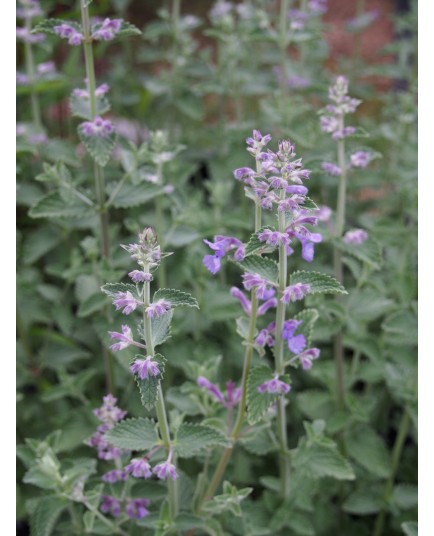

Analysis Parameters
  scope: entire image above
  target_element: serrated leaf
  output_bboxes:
[135,354,166,411]
[239,425,276,455]
[77,292,107,317]
[290,271,347,295]
[153,288,199,308]
[30,496,67,536]
[101,282,139,298]
[382,310,417,346]
[342,486,383,514]
[293,309,319,347]
[23,226,61,264]
[345,425,391,478]
[237,256,278,284]
[152,310,173,347]
[300,196,318,211]
[244,226,274,256]
[174,424,230,458]
[69,93,110,121]
[112,182,167,208]
[293,441,355,481]
[32,19,82,35]
[247,366,290,424]
[29,193,93,219]
[203,482,252,517]
[78,124,116,167]
[401,521,418,536]
[336,237,383,269]
[105,418,159,450]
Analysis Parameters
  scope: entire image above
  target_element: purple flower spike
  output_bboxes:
[81,116,114,138]
[350,151,371,168]
[197,376,225,404]
[258,375,291,395]
[322,162,341,176]
[288,334,307,354]
[102,469,128,483]
[92,18,123,41]
[129,269,151,282]
[126,498,150,520]
[298,348,320,369]
[94,394,127,425]
[146,299,171,319]
[53,23,84,45]
[100,496,121,517]
[125,458,152,478]
[343,228,368,245]
[230,287,252,315]
[112,291,141,315]
[109,324,133,351]
[130,356,160,380]
[282,283,311,303]
[153,451,178,481]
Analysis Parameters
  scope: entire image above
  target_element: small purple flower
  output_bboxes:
[153,451,178,481]
[146,299,172,319]
[233,167,255,181]
[287,75,311,89]
[246,130,272,157]
[130,356,160,380]
[109,324,133,351]
[297,348,320,369]
[129,269,151,282]
[203,235,244,274]
[94,394,127,425]
[288,334,307,354]
[343,228,368,245]
[332,126,356,141]
[37,61,56,75]
[230,287,252,315]
[92,18,123,41]
[197,376,225,404]
[320,116,339,134]
[100,496,121,517]
[73,83,109,99]
[282,283,311,303]
[126,498,150,520]
[350,151,371,168]
[282,319,302,340]
[81,116,114,137]
[242,273,274,299]
[16,27,45,43]
[322,162,341,176]
[203,254,222,275]
[125,458,152,478]
[309,0,328,14]
[286,184,308,195]
[258,375,291,394]
[255,328,274,347]
[258,229,291,248]
[53,23,84,45]
[112,291,141,315]
[102,469,128,483]
[316,205,332,222]
[257,297,278,316]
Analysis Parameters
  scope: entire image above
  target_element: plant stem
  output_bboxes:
[83,500,128,536]
[155,162,167,288]
[80,0,110,259]
[373,410,410,536]
[143,274,178,520]
[24,16,42,129]
[333,117,347,410]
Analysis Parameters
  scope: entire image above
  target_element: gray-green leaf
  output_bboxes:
[135,354,166,411]
[78,124,116,167]
[153,288,199,308]
[237,256,278,284]
[290,271,347,295]
[105,418,159,450]
[30,496,67,536]
[174,424,230,458]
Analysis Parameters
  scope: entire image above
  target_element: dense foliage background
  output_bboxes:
[16,0,417,535]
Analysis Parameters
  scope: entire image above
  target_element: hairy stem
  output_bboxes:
[143,275,178,520]
[373,410,410,536]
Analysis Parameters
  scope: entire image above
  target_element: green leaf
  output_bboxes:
[105,418,159,450]
[293,439,355,481]
[345,425,391,478]
[237,256,278,284]
[203,482,252,517]
[152,310,173,347]
[336,237,383,269]
[174,424,230,458]
[293,309,319,347]
[285,511,315,535]
[342,486,383,514]
[300,196,318,211]
[23,226,61,264]
[290,271,347,295]
[244,226,274,256]
[247,366,290,424]
[382,310,417,346]
[153,288,199,308]
[111,182,167,208]
[392,484,418,510]
[100,282,139,298]
[69,92,110,121]
[32,19,82,35]
[29,193,92,219]
[239,425,276,455]
[402,521,418,536]
[135,354,166,411]
[78,124,116,167]
[30,496,67,536]
[77,292,107,318]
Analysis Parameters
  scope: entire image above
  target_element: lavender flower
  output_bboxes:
[255,326,275,348]
[145,299,171,319]
[197,376,225,404]
[108,325,134,351]
[100,495,121,517]
[256,296,278,316]
[282,283,311,303]
[125,458,152,478]
[102,469,128,483]
[309,0,328,14]
[322,162,341,176]
[129,270,151,282]
[297,348,320,369]
[130,356,160,380]
[16,27,45,43]
[316,205,332,222]
[281,319,302,341]
[242,273,274,299]
[245,130,272,158]
[73,82,109,99]
[153,451,178,481]
[53,23,84,45]
[197,377,241,407]
[343,228,368,245]
[230,287,252,315]
[81,116,114,137]
[92,18,123,41]
[203,235,245,274]
[288,334,307,354]
[112,291,141,315]
[350,151,371,168]
[126,498,150,520]
[258,229,291,249]
[258,375,291,394]
[94,394,127,425]
[320,76,361,140]
[287,75,311,89]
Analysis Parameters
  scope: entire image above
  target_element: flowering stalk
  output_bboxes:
[79,0,110,259]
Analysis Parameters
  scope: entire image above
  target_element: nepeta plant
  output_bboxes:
[200,130,346,505]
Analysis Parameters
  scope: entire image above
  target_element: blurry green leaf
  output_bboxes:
[203,481,252,517]
[290,271,347,295]
[342,485,383,514]
[23,226,61,264]
[401,521,418,536]
[105,418,159,450]
[33,19,82,35]
[111,182,167,208]
[69,93,110,121]
[135,354,166,411]
[29,193,92,219]
[30,496,67,536]
[153,288,199,308]
[392,484,418,510]
[237,256,278,284]
[101,282,139,298]
[152,310,173,347]
[345,425,391,478]
[78,125,116,167]
[382,310,417,346]
[336,237,383,269]
[174,424,230,458]
[247,366,290,424]
[77,293,107,317]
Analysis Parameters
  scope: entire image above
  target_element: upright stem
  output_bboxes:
[80,0,110,259]
[273,189,291,499]
[279,0,291,98]
[333,117,347,410]
[373,410,410,536]
[24,16,42,129]
[155,164,167,287]
[143,275,178,520]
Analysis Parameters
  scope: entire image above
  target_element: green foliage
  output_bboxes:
[135,353,167,410]
[29,193,92,219]
[203,482,253,517]
[78,125,117,167]
[246,366,290,424]
[290,270,347,295]
[345,425,392,478]
[69,93,110,121]
[30,496,68,536]
[32,19,82,35]
[174,423,230,457]
[153,288,199,308]
[111,182,168,208]
[237,256,279,284]
[104,418,159,450]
